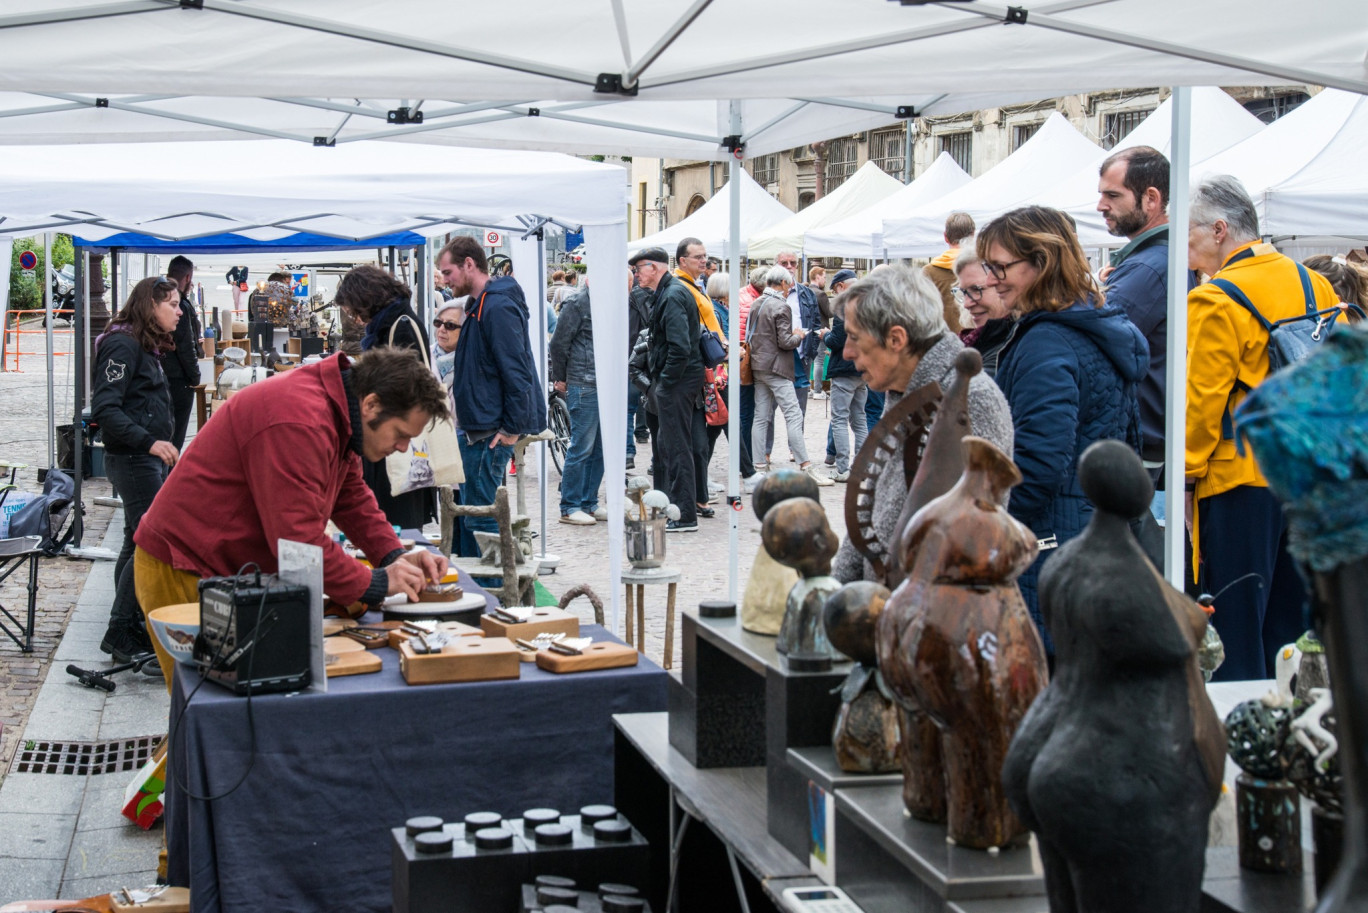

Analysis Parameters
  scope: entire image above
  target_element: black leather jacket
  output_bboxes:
[92,330,174,455]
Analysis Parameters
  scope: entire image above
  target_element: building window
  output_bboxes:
[1242,92,1310,124]
[798,192,815,211]
[685,194,707,217]
[869,127,906,181]
[1011,121,1043,152]
[825,138,859,192]
[1101,108,1153,149]
[939,131,972,174]
[750,154,779,187]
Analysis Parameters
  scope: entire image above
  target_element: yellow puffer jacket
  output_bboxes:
[1185,243,1337,572]
[674,268,723,337]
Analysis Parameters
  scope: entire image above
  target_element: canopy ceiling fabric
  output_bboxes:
[747,161,906,261]
[880,113,1105,257]
[802,153,973,258]
[0,1,1363,159]
[0,139,632,242]
[628,168,793,259]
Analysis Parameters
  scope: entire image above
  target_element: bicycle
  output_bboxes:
[547,385,571,474]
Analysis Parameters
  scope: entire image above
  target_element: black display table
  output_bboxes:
[166,624,667,913]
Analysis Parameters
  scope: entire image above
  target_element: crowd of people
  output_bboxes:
[86,149,1365,686]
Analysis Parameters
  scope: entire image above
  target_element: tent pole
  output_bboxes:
[536,229,549,565]
[727,100,743,605]
[904,120,914,184]
[44,232,55,470]
[1163,86,1191,589]
[70,248,87,549]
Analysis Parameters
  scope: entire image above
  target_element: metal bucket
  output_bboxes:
[625,518,667,569]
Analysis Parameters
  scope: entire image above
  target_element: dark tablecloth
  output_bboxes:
[164,623,666,913]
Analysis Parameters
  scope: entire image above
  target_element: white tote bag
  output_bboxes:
[383,316,465,494]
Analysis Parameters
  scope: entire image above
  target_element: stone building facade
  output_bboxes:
[628,86,1314,242]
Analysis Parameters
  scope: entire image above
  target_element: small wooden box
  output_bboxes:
[386,620,482,650]
[535,641,639,674]
[398,637,521,685]
[480,607,580,642]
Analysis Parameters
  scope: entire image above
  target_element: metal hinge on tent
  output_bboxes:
[387,107,423,125]
[180,0,203,8]
[722,135,744,156]
[313,137,336,147]
[527,108,540,117]
[594,73,639,97]
[895,106,918,119]
[95,98,109,108]
[1004,6,1028,24]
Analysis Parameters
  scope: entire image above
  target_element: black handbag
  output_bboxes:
[699,326,727,369]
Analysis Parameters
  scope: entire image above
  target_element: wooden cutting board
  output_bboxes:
[399,637,520,684]
[535,641,639,674]
[325,650,383,677]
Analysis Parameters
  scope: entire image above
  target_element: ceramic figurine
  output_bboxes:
[1002,440,1225,912]
[741,470,817,636]
[763,497,842,669]
[880,436,1046,848]
[1225,695,1303,873]
[824,581,900,773]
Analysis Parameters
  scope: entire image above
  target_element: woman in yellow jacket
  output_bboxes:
[1184,175,1338,681]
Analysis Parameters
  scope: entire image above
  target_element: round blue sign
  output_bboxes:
[18,250,38,270]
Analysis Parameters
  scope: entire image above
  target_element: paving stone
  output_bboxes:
[62,824,163,881]
[0,811,76,859]
[77,779,138,831]
[60,870,161,901]
[0,855,65,904]
[0,772,88,817]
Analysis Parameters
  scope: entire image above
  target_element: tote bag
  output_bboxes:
[384,316,465,493]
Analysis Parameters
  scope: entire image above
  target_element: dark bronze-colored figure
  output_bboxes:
[825,581,900,773]
[1003,440,1224,912]
[881,436,1045,848]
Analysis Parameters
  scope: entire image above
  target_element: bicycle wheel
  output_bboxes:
[548,396,571,474]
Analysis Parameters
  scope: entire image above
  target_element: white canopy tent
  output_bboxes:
[0,139,635,626]
[747,161,906,261]
[1,0,1366,596]
[880,113,1104,257]
[803,153,972,259]
[628,168,793,259]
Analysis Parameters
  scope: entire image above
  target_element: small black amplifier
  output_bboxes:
[194,573,312,695]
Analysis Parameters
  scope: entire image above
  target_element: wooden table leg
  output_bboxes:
[635,585,645,654]
[664,582,677,670]
[624,585,635,647]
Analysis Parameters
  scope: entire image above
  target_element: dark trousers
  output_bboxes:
[645,382,706,524]
[738,383,755,477]
[104,452,168,628]
[865,389,886,432]
[626,387,641,458]
[455,436,513,559]
[168,382,195,452]
[1200,485,1307,682]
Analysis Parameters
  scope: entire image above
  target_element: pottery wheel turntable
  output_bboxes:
[382,590,487,626]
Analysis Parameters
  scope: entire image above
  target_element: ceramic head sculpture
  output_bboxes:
[825,581,901,773]
[741,470,819,636]
[1002,440,1224,911]
[764,497,843,668]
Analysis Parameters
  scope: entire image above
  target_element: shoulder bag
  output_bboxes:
[385,315,465,493]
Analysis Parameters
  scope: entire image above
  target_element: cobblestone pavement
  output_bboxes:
[0,366,117,786]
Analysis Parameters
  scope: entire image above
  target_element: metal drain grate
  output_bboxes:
[10,735,164,776]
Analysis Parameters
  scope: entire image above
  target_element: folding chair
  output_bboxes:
[0,535,43,652]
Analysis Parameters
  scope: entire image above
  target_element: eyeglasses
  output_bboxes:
[433,319,460,331]
[953,285,988,303]
[984,259,1027,280]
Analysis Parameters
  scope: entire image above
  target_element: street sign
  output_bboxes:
[18,250,37,271]
[484,230,502,248]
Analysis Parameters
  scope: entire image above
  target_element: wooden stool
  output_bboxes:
[621,565,680,669]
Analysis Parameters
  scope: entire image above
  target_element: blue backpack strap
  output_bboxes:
[1209,277,1272,331]
[1295,263,1316,315]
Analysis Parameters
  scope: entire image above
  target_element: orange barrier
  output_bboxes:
[3,308,74,372]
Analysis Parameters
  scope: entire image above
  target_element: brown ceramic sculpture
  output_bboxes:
[880,436,1046,848]
[741,470,817,635]
[1002,440,1224,912]
[825,581,900,773]
[763,497,843,669]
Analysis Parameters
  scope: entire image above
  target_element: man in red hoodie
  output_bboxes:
[133,347,451,680]
[922,211,975,335]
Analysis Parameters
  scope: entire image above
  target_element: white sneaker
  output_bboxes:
[804,465,835,487]
[559,510,595,525]
[708,480,725,493]
[592,507,608,521]
[831,469,850,483]
[743,472,765,493]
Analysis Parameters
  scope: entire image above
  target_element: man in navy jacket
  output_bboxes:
[438,236,547,558]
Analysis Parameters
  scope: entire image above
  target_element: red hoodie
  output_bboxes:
[135,354,401,604]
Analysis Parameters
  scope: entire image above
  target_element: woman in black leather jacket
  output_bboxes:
[92,276,181,662]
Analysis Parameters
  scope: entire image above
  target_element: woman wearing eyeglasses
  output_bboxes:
[978,206,1148,656]
[952,246,1015,380]
[92,276,181,664]
[431,300,465,385]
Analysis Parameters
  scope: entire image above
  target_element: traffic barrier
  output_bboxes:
[3,308,74,372]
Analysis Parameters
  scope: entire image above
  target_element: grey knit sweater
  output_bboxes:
[833,331,1015,584]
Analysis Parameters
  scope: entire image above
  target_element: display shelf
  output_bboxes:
[1201,847,1317,913]
[786,746,904,794]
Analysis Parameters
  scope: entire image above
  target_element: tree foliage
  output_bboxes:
[7,235,74,312]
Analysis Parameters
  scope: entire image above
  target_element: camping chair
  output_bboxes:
[0,535,43,652]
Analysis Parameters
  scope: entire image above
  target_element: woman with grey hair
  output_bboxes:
[747,266,832,486]
[831,265,1014,583]
[954,245,1015,379]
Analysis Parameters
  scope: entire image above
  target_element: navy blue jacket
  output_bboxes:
[792,283,822,362]
[451,276,547,437]
[1104,226,1196,463]
[996,300,1148,645]
[823,317,860,379]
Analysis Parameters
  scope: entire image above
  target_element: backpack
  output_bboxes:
[5,469,76,556]
[1210,264,1365,377]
